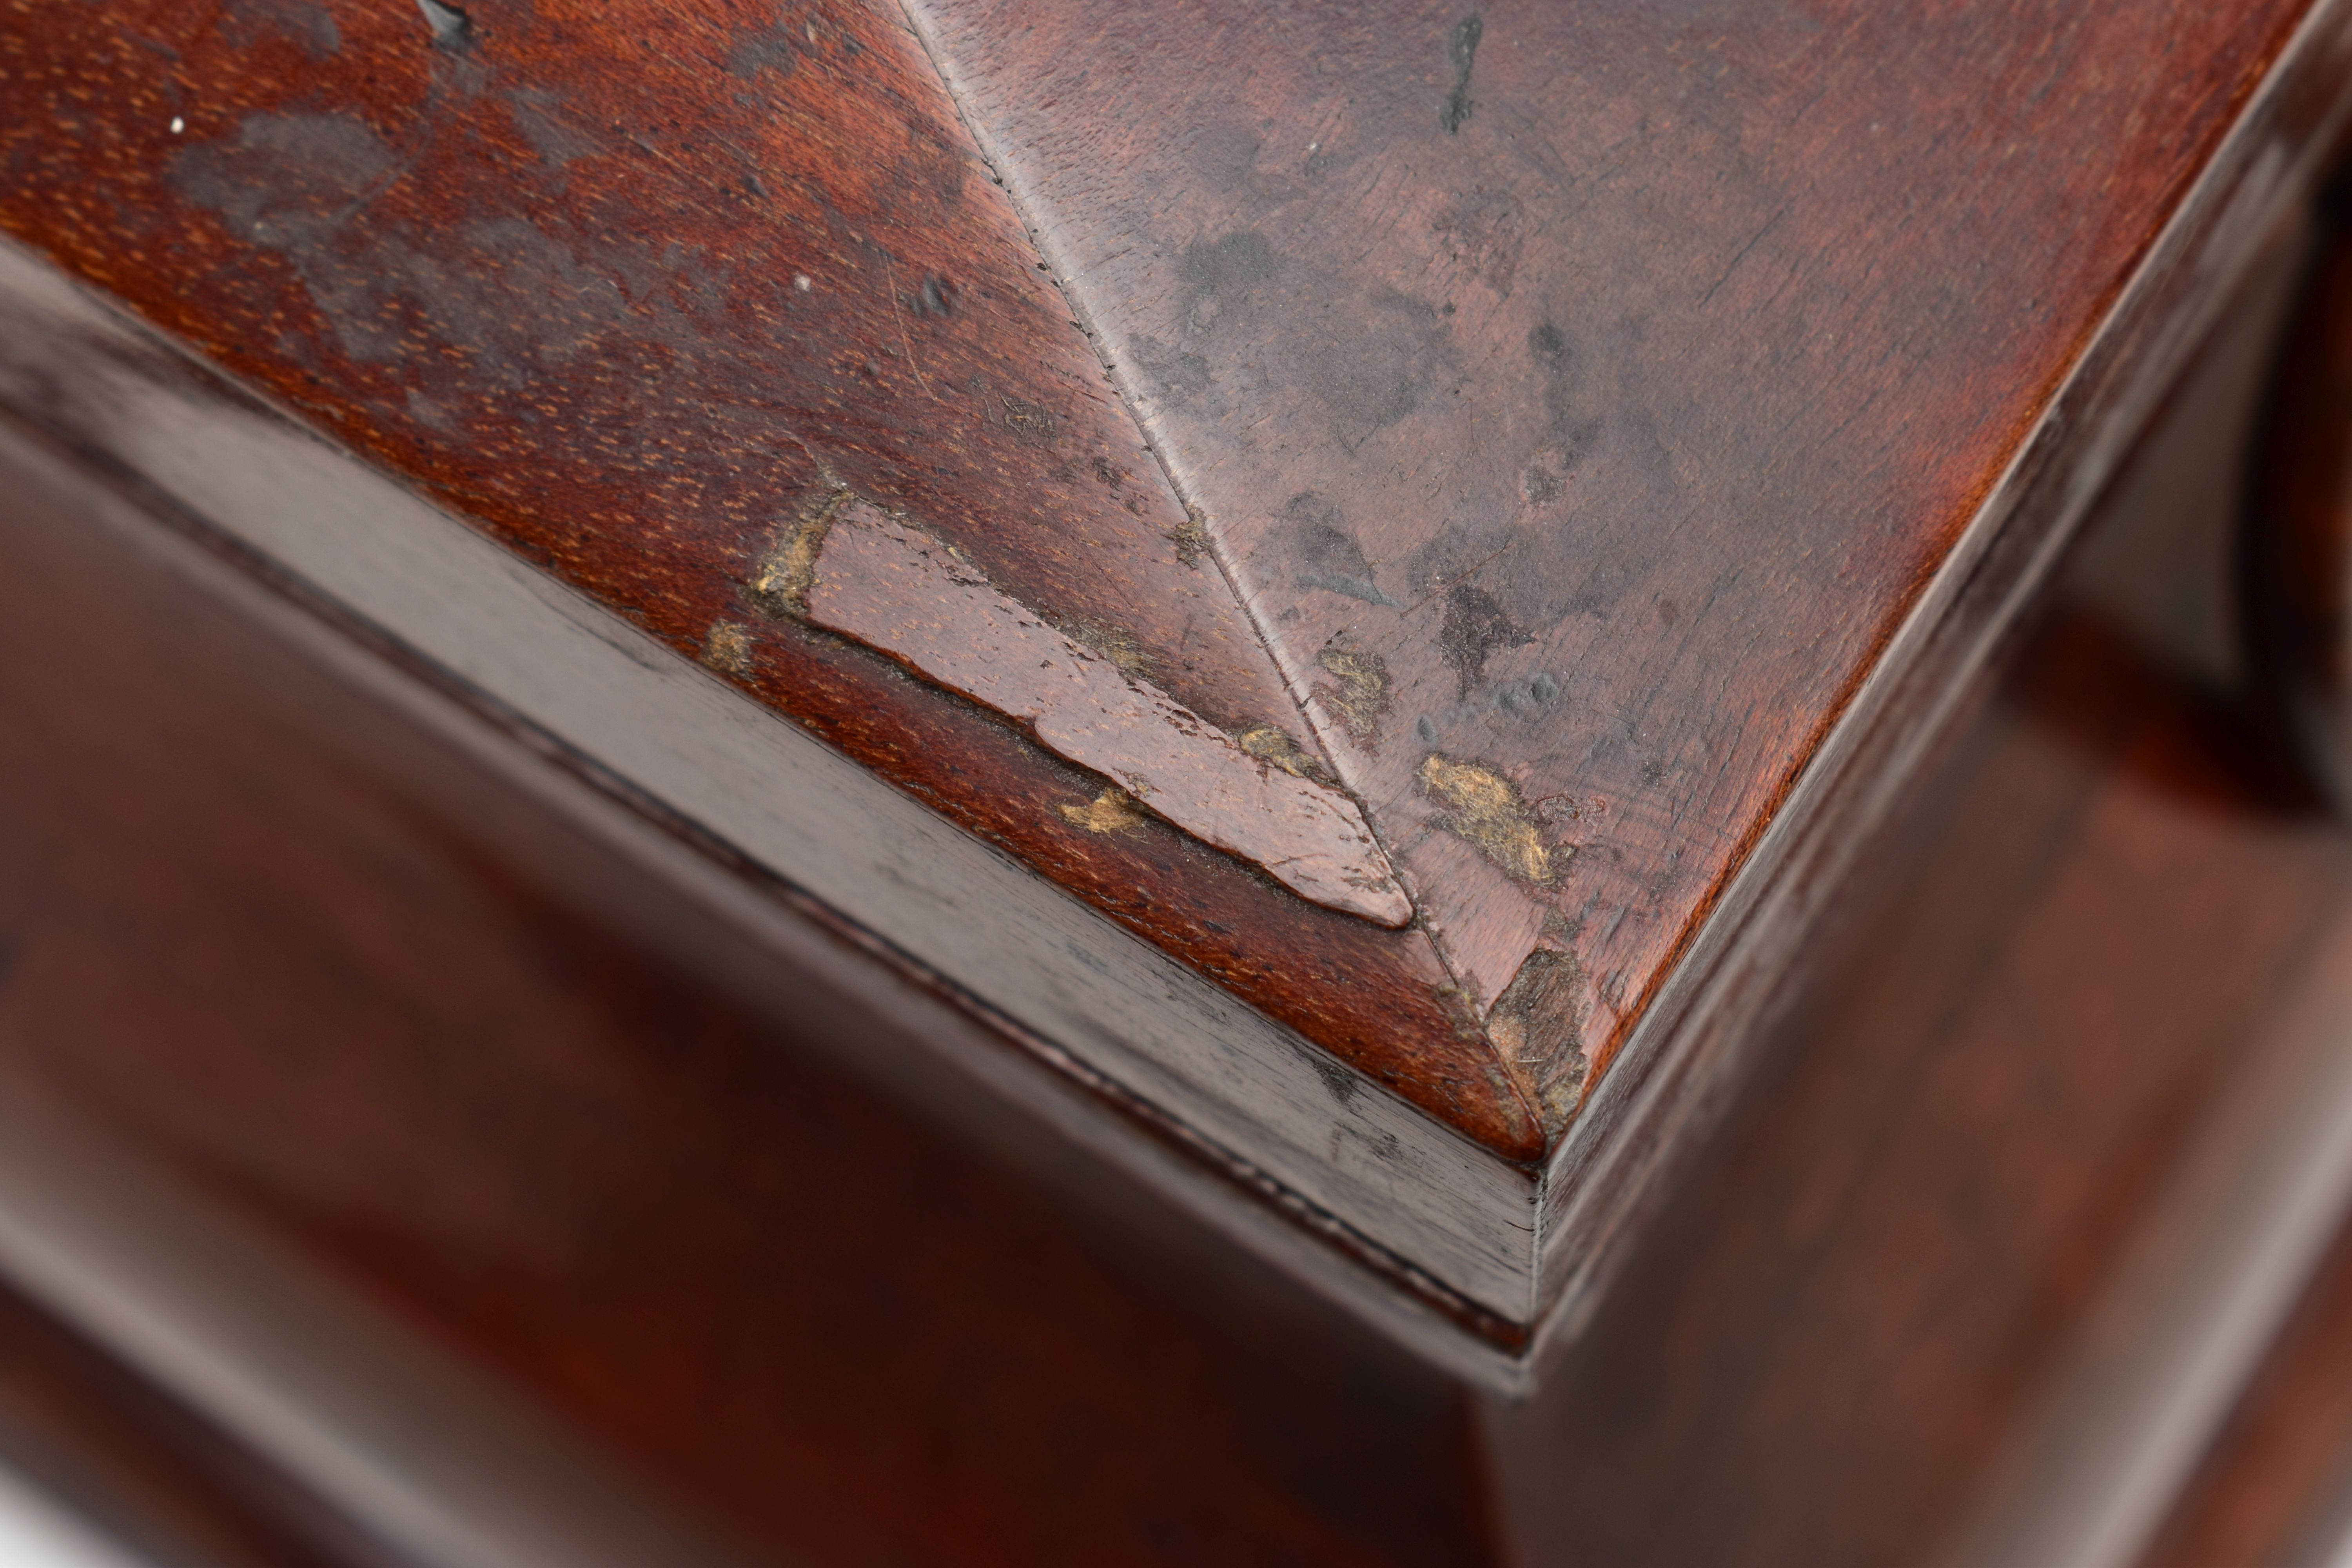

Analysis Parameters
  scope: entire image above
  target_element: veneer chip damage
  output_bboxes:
[764,495,1415,926]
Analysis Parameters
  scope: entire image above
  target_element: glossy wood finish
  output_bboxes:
[0,414,1500,1567]
[1486,226,2352,1566]
[0,0,1531,1158]
[0,234,1555,1343]
[2138,180,2352,1568]
[11,5,2352,1560]
[0,1280,359,1568]
[2258,183,2352,817]
[1,149,2348,1566]
[0,0,2328,1191]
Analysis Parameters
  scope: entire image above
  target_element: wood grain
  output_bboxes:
[2,0,2317,1171]
[1485,224,2352,1567]
[0,238,1561,1331]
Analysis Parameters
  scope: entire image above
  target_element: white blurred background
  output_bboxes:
[0,1468,145,1568]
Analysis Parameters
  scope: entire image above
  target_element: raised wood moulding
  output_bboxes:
[4,0,2350,1361]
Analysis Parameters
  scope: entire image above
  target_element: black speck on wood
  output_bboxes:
[415,0,473,52]
[1442,15,1482,134]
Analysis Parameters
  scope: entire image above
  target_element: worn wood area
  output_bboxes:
[3,0,2321,1174]
[0,0,1541,1156]
[8,14,2352,1561]
[911,0,2312,1096]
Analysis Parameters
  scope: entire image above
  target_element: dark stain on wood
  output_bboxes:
[1440,15,1483,135]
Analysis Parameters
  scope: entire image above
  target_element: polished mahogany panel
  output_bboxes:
[1481,221,2352,1565]
[0,421,1499,1566]
[0,0,1537,1156]
[7,5,2352,1561]
[3,0,2319,1167]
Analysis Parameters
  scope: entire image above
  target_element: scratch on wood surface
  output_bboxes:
[788,497,1414,925]
[883,256,938,401]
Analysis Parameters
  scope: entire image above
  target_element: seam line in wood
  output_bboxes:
[890,0,1528,1058]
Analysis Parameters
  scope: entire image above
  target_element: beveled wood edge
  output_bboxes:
[1522,0,2352,1364]
[0,242,1549,1386]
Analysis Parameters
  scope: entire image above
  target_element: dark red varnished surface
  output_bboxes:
[1485,227,2352,1565]
[2141,186,2352,1568]
[0,0,1541,1156]
[0,419,1502,1567]
[3,0,2319,1163]
[2256,185,2352,815]
[0,180,2347,1566]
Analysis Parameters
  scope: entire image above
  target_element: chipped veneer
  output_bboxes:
[795,498,1414,926]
